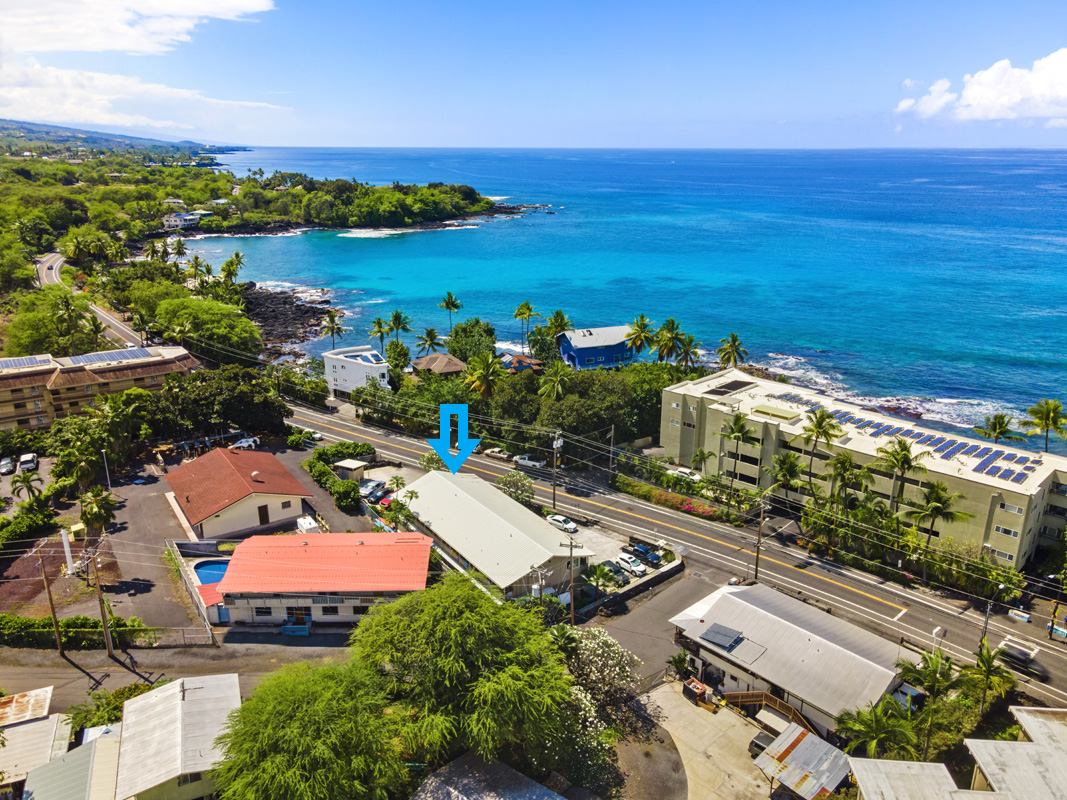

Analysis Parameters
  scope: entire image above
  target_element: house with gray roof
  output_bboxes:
[411,751,565,800]
[558,325,634,370]
[22,736,120,800]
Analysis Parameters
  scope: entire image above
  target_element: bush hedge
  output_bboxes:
[614,474,733,523]
[0,613,154,649]
[0,508,57,553]
[301,441,377,516]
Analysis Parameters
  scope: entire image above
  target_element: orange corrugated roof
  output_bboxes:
[165,448,312,526]
[215,533,432,594]
[0,686,52,727]
[196,582,223,606]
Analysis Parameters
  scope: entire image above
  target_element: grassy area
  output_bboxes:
[217,542,237,552]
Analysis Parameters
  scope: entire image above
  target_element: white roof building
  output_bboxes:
[23,736,120,800]
[114,674,241,800]
[406,472,591,595]
[323,345,390,397]
[0,714,72,789]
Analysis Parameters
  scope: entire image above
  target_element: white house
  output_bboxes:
[323,345,390,398]
[161,213,199,231]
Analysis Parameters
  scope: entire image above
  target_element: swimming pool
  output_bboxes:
[194,559,230,585]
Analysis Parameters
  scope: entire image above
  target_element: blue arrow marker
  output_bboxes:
[426,404,482,474]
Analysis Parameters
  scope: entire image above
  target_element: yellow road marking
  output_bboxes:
[294,414,904,611]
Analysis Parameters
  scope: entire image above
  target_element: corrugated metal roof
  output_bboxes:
[966,738,1067,800]
[406,472,591,588]
[23,737,120,800]
[848,759,960,800]
[411,751,565,800]
[215,533,432,594]
[114,675,240,800]
[754,724,849,800]
[561,325,630,349]
[670,584,914,718]
[0,714,71,786]
[0,686,52,726]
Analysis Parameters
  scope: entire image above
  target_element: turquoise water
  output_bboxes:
[194,559,230,584]
[195,148,1067,448]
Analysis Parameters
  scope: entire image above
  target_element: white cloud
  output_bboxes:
[0,1,275,56]
[1046,118,1067,128]
[901,78,919,90]
[896,48,1067,123]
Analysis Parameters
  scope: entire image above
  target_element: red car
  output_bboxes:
[378,493,395,508]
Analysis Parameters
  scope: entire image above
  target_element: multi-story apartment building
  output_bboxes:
[0,346,197,432]
[661,368,1067,567]
[323,345,390,398]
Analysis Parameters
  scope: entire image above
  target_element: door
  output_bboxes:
[286,606,312,624]
[257,505,270,525]
[217,606,230,623]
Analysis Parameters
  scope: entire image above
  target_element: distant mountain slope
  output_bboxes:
[0,118,227,151]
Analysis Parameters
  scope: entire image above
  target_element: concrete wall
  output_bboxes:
[222,593,401,624]
[198,493,302,538]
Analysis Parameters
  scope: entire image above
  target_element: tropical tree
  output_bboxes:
[368,317,389,353]
[144,239,158,261]
[416,328,442,356]
[465,352,507,401]
[973,413,1026,445]
[167,319,194,347]
[320,309,347,350]
[79,485,117,544]
[538,360,572,400]
[547,623,579,657]
[513,301,540,355]
[962,641,1016,715]
[545,309,575,340]
[835,696,918,760]
[388,309,412,342]
[83,315,109,352]
[386,475,406,493]
[438,291,462,333]
[625,314,656,357]
[716,332,747,369]
[583,563,617,596]
[171,238,187,259]
[792,408,844,496]
[654,318,683,362]
[675,333,702,371]
[11,471,43,501]
[1020,398,1067,452]
[690,447,714,475]
[185,255,207,281]
[714,412,758,504]
[766,451,803,507]
[129,309,150,347]
[875,437,930,516]
[895,648,964,760]
[899,480,975,586]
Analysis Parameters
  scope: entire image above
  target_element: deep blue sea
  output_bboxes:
[196,148,1067,447]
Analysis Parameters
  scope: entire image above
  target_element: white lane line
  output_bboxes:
[894,608,908,621]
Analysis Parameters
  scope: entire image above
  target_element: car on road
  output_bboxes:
[0,457,14,476]
[546,514,578,534]
[46,265,53,270]
[18,453,38,472]
[668,467,701,482]
[997,637,1050,681]
[228,437,260,451]
[125,343,138,349]
[615,552,646,576]
[514,454,548,469]
[630,543,662,567]
[368,486,391,504]
[600,559,630,586]
[359,479,384,497]
[483,448,512,462]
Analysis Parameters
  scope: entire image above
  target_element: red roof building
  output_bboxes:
[165,448,312,538]
[214,533,432,625]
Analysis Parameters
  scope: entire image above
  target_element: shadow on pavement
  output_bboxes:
[215,629,351,648]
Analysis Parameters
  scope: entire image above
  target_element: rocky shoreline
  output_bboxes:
[240,282,335,359]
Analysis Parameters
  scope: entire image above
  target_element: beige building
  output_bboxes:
[0,346,197,432]
[661,368,1067,567]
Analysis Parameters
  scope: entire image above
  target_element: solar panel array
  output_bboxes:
[0,356,52,370]
[699,622,744,652]
[68,347,152,366]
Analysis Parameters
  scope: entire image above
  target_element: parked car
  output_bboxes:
[514,454,548,469]
[615,553,646,576]
[483,448,513,462]
[997,637,1050,681]
[296,426,324,441]
[0,457,14,476]
[629,543,663,567]
[600,559,630,586]
[748,731,776,758]
[546,514,578,534]
[228,437,260,451]
[668,467,701,482]
[378,493,395,509]
[368,486,391,504]
[18,453,38,472]
[359,479,384,498]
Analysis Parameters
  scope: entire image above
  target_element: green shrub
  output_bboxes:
[287,431,311,450]
[0,612,152,649]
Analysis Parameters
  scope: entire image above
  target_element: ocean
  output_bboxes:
[194,148,1067,449]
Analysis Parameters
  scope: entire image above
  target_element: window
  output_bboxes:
[69,401,78,408]
[13,402,25,410]
[671,402,681,409]
[178,773,202,786]
[670,419,680,427]
[999,502,1023,514]
[11,388,22,395]
[254,607,272,617]
[150,375,158,384]
[688,404,697,412]
[613,355,620,362]
[988,548,1015,562]
[683,421,696,429]
[994,525,1019,538]
[352,606,362,615]
[17,418,29,426]
[281,500,292,509]
[133,377,144,384]
[35,417,45,426]
[83,385,92,394]
[29,386,38,395]
[597,356,604,362]
[321,606,339,616]
[585,358,594,364]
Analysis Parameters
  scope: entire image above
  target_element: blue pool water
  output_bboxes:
[194,560,230,585]
[195,148,1067,451]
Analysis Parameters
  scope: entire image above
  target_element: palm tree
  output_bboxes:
[548,623,579,656]
[220,259,240,284]
[690,448,713,475]
[464,352,506,400]
[791,409,844,496]
[766,451,803,507]
[79,485,117,544]
[84,316,108,352]
[825,451,869,552]
[538,360,572,400]
[416,328,442,355]
[875,437,930,516]
[676,333,701,371]
[157,240,170,262]
[386,475,406,493]
[167,319,194,347]
[962,642,1016,716]
[895,648,964,759]
[835,696,918,760]
[654,319,683,362]
[900,481,975,586]
[320,309,347,350]
[973,413,1025,445]
[545,309,575,340]
[439,292,462,333]
[388,309,412,342]
[185,255,207,281]
[229,250,245,272]
[368,318,389,353]
[584,563,617,597]
[106,241,129,264]
[144,239,159,261]
[11,471,43,501]
[716,332,748,369]
[172,238,187,259]
[130,310,150,347]
[625,315,656,357]
[1020,398,1067,452]
[513,301,540,355]
[714,412,758,505]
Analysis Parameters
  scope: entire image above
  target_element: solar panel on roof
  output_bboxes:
[930,437,946,447]
[973,449,1004,473]
[886,427,904,436]
[986,466,1001,477]
[1014,456,1029,466]
[901,429,914,437]
[910,431,924,438]
[699,623,744,652]
[1012,472,1028,484]
[68,347,152,366]
[0,355,51,370]
[1023,465,1036,472]
[961,445,981,456]
[999,469,1015,480]
[942,443,968,459]
[1001,454,1016,462]
[974,447,992,458]
[934,439,957,453]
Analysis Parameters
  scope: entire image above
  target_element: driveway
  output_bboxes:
[269,443,373,533]
[0,457,53,511]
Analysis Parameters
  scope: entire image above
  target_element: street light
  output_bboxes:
[931,626,946,653]
[1049,572,1064,641]
[980,583,1006,646]
[101,449,111,491]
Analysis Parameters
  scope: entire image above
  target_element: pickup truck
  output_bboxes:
[997,636,1050,681]
[483,448,513,463]
[514,454,548,469]
[624,543,662,568]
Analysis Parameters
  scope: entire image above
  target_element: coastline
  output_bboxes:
[240,282,337,361]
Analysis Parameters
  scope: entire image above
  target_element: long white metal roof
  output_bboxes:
[114,675,241,800]
[670,583,914,718]
[407,472,590,588]
[23,737,120,800]
[0,714,71,786]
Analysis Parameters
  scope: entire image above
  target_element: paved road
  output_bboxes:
[37,253,141,346]
[289,404,1067,708]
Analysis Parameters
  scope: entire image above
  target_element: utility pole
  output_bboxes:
[39,558,64,656]
[101,449,111,491]
[91,555,114,658]
[608,424,615,483]
[563,537,577,625]
[1049,573,1063,641]
[980,583,1006,647]
[551,430,563,510]
[754,500,766,581]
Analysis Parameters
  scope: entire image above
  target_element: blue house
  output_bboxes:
[559,325,634,370]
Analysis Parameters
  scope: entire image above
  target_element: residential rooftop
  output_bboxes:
[560,325,630,348]
[323,345,386,365]
[0,686,52,727]
[666,368,1066,495]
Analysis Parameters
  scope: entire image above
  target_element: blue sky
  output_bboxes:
[3,1,1067,147]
